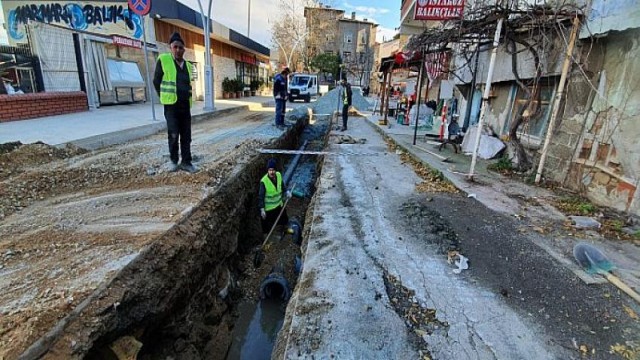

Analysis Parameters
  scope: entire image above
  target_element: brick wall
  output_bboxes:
[0,92,88,122]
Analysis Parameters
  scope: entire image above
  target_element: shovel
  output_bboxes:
[253,183,297,268]
[573,242,640,304]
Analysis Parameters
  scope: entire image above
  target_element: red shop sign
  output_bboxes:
[414,0,465,21]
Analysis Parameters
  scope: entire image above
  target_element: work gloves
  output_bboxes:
[260,208,266,219]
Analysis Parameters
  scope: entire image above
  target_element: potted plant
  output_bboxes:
[222,77,232,99]
[235,79,244,98]
[250,79,263,96]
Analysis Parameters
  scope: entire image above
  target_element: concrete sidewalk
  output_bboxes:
[363,112,640,290]
[0,96,274,150]
[364,113,563,219]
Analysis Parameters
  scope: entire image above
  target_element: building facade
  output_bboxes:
[0,0,270,110]
[304,6,377,86]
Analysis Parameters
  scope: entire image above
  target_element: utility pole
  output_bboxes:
[197,0,215,111]
[468,16,503,180]
[247,0,251,38]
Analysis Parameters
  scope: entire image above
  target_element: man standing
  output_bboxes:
[153,32,197,173]
[259,158,292,233]
[340,77,353,131]
[273,67,290,128]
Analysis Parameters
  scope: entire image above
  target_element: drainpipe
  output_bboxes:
[283,140,308,187]
[259,265,291,301]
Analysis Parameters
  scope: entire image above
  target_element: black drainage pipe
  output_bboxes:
[283,140,308,187]
[259,266,291,301]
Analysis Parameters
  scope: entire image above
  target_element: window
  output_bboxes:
[506,81,556,139]
[236,61,259,86]
[344,33,353,43]
[343,51,351,59]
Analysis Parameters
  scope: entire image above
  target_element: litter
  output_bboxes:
[468,193,477,199]
[569,216,601,229]
[453,254,469,274]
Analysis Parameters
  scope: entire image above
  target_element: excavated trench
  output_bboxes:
[38,112,334,360]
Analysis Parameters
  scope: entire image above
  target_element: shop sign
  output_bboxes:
[3,1,148,44]
[240,54,256,65]
[414,0,465,21]
[112,35,142,49]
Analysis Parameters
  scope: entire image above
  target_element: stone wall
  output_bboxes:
[548,29,640,215]
[213,55,237,99]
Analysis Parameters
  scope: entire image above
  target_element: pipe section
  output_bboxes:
[283,140,308,187]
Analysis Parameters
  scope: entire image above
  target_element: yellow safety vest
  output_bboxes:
[158,53,192,106]
[261,172,284,211]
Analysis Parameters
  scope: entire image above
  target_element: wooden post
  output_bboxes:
[534,16,581,184]
[468,17,504,180]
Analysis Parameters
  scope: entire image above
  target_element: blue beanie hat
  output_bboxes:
[267,158,277,169]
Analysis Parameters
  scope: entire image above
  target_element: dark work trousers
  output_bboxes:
[262,205,289,233]
[342,104,349,129]
[164,102,192,165]
[275,99,286,125]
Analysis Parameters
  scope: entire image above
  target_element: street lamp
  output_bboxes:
[272,31,309,69]
[196,0,215,111]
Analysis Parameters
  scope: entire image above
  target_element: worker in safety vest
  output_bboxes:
[153,32,197,173]
[340,76,352,131]
[259,158,292,233]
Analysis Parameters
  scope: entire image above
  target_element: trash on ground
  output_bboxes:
[569,216,602,229]
[467,193,477,199]
[452,253,469,274]
[460,125,506,159]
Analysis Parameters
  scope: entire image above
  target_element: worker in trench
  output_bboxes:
[259,158,292,235]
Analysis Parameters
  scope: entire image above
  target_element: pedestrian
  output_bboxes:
[153,32,197,173]
[273,67,290,128]
[340,76,352,131]
[259,158,292,233]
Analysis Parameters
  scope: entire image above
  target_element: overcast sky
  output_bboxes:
[177,0,399,46]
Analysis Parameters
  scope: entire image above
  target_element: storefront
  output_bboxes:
[1,0,270,108]
[151,1,271,100]
[1,0,155,108]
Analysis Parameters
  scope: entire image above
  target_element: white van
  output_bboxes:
[288,74,318,103]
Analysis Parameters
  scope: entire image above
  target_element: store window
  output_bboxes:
[235,61,259,86]
[506,81,556,139]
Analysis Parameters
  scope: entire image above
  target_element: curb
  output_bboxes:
[66,105,250,151]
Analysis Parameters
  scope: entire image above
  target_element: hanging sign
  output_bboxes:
[425,51,451,83]
[129,0,152,16]
[414,0,465,21]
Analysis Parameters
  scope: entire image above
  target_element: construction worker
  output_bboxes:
[153,32,197,173]
[273,67,291,128]
[259,158,292,233]
[340,76,352,131]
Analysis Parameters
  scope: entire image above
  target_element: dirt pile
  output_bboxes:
[0,109,289,359]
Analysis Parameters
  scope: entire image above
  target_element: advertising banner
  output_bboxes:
[3,1,152,44]
[414,0,465,21]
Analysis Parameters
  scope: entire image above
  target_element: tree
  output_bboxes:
[271,0,338,72]
[271,0,318,72]
[310,53,340,80]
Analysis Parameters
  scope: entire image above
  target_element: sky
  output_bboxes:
[178,0,399,46]
[0,0,399,46]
